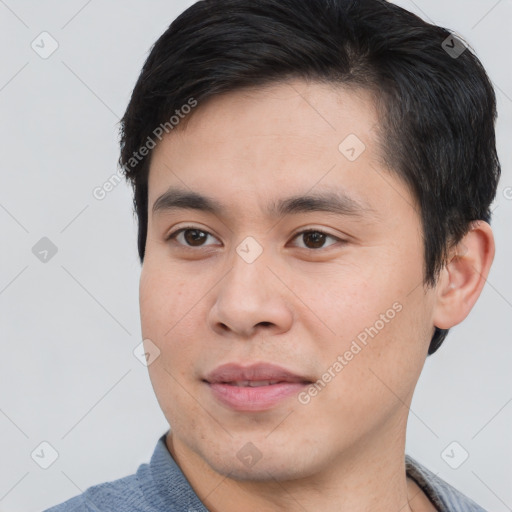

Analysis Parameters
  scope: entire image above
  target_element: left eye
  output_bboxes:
[290,230,340,250]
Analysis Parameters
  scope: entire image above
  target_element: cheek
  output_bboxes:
[298,261,404,344]
[140,269,201,422]
[348,286,433,401]
[139,264,189,334]
[139,265,204,374]
[311,258,431,398]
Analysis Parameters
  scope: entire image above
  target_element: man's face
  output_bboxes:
[140,80,437,480]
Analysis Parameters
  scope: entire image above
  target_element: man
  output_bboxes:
[45,0,500,510]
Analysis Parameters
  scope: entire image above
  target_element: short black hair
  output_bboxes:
[119,0,500,355]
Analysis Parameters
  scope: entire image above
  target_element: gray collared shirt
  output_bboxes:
[405,454,486,511]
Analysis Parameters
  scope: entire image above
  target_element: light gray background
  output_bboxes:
[0,1,510,511]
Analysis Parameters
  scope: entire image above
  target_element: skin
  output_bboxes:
[139,79,494,512]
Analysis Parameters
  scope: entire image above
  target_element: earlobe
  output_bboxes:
[432,221,495,330]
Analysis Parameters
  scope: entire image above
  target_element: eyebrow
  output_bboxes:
[152,187,376,219]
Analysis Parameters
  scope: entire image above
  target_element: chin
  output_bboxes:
[198,441,321,482]
[209,457,306,482]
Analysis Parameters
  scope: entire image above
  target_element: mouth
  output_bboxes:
[204,362,312,384]
[203,362,313,411]
[215,380,302,387]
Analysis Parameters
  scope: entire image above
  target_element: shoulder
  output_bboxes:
[405,454,487,512]
[43,433,206,512]
[43,465,152,512]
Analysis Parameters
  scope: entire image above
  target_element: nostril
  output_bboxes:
[258,322,272,327]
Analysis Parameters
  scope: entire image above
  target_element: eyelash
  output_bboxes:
[165,226,344,251]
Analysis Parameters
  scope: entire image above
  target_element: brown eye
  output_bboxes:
[167,227,219,248]
[291,230,340,250]
[183,229,208,246]
[302,231,327,249]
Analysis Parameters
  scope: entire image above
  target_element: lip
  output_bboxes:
[205,362,310,384]
[204,362,312,412]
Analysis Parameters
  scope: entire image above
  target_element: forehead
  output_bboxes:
[165,80,382,151]
[147,80,416,220]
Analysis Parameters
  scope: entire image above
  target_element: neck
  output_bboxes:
[166,419,418,512]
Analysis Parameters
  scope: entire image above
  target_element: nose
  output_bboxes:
[207,248,293,338]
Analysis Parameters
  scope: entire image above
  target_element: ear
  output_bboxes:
[432,221,495,329]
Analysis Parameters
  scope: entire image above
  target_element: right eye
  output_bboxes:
[166,227,221,248]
